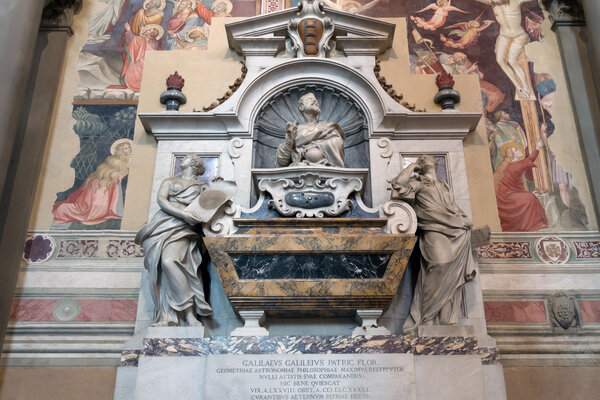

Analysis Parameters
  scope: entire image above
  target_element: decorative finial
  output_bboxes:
[160,71,187,111]
[433,71,460,110]
[435,71,455,90]
[166,71,185,90]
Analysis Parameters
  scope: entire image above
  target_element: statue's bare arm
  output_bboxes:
[156,179,195,224]
[392,163,418,189]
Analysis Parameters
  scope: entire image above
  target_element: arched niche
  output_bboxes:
[252,84,373,205]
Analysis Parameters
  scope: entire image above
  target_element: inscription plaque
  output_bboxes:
[205,353,416,400]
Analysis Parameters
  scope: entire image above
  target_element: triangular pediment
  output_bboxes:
[226,5,395,57]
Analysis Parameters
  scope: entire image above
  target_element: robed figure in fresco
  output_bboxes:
[166,0,215,50]
[136,155,235,326]
[276,93,346,168]
[52,139,133,226]
[494,134,549,231]
[110,0,165,91]
[392,155,475,334]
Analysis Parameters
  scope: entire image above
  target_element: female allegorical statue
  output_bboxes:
[391,155,475,334]
[136,154,230,326]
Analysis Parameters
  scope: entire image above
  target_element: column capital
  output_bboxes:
[40,0,82,34]
[541,0,586,28]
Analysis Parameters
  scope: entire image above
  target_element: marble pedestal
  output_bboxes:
[114,334,506,400]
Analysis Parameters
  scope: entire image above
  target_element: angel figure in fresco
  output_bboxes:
[410,0,468,31]
[322,0,388,14]
[52,139,133,226]
[87,0,127,44]
[440,15,495,49]
[493,128,549,232]
[166,0,218,50]
[475,0,537,99]
[136,155,236,326]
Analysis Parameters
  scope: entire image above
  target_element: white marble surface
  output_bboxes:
[135,356,207,400]
[482,364,508,400]
[114,366,137,400]
[414,355,487,400]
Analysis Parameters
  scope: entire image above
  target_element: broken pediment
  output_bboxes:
[225,0,395,57]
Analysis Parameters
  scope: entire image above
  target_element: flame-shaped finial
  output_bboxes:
[166,71,185,89]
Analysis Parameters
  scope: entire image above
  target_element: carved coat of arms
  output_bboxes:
[288,1,334,57]
[549,291,578,330]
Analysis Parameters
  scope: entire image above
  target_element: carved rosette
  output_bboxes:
[259,173,362,217]
[288,1,335,58]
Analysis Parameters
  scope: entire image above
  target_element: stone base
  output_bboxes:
[114,334,506,400]
[352,309,391,336]
[230,310,269,336]
[418,324,475,337]
[146,326,205,338]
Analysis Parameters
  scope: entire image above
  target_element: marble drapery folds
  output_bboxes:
[136,182,213,325]
[393,172,475,334]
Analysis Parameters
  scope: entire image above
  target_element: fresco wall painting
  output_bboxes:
[406,0,591,232]
[50,0,593,234]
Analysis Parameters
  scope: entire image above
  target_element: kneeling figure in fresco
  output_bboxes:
[136,154,235,326]
[391,155,475,334]
[276,93,346,168]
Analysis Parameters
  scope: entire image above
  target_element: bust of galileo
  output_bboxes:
[275,93,346,168]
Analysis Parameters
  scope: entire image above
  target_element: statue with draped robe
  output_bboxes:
[276,93,346,168]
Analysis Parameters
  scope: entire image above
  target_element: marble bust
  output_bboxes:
[391,155,475,334]
[275,93,346,168]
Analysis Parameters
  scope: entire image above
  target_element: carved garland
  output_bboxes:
[196,62,248,112]
[374,59,424,112]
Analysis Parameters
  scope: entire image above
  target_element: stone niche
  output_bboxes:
[122,2,505,400]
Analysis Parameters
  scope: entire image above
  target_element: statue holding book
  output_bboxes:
[135,154,236,326]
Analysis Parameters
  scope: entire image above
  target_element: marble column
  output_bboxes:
[547,0,600,226]
[0,2,79,350]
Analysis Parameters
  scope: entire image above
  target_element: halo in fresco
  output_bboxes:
[141,24,165,40]
[144,0,167,10]
[110,138,134,155]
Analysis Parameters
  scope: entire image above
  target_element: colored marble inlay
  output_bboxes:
[476,242,532,259]
[143,338,209,357]
[57,240,99,258]
[484,301,547,323]
[231,253,391,279]
[579,301,600,323]
[477,347,499,365]
[573,241,600,259]
[204,223,417,316]
[409,335,477,356]
[210,335,411,355]
[145,335,498,365]
[121,350,141,367]
[9,299,137,322]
